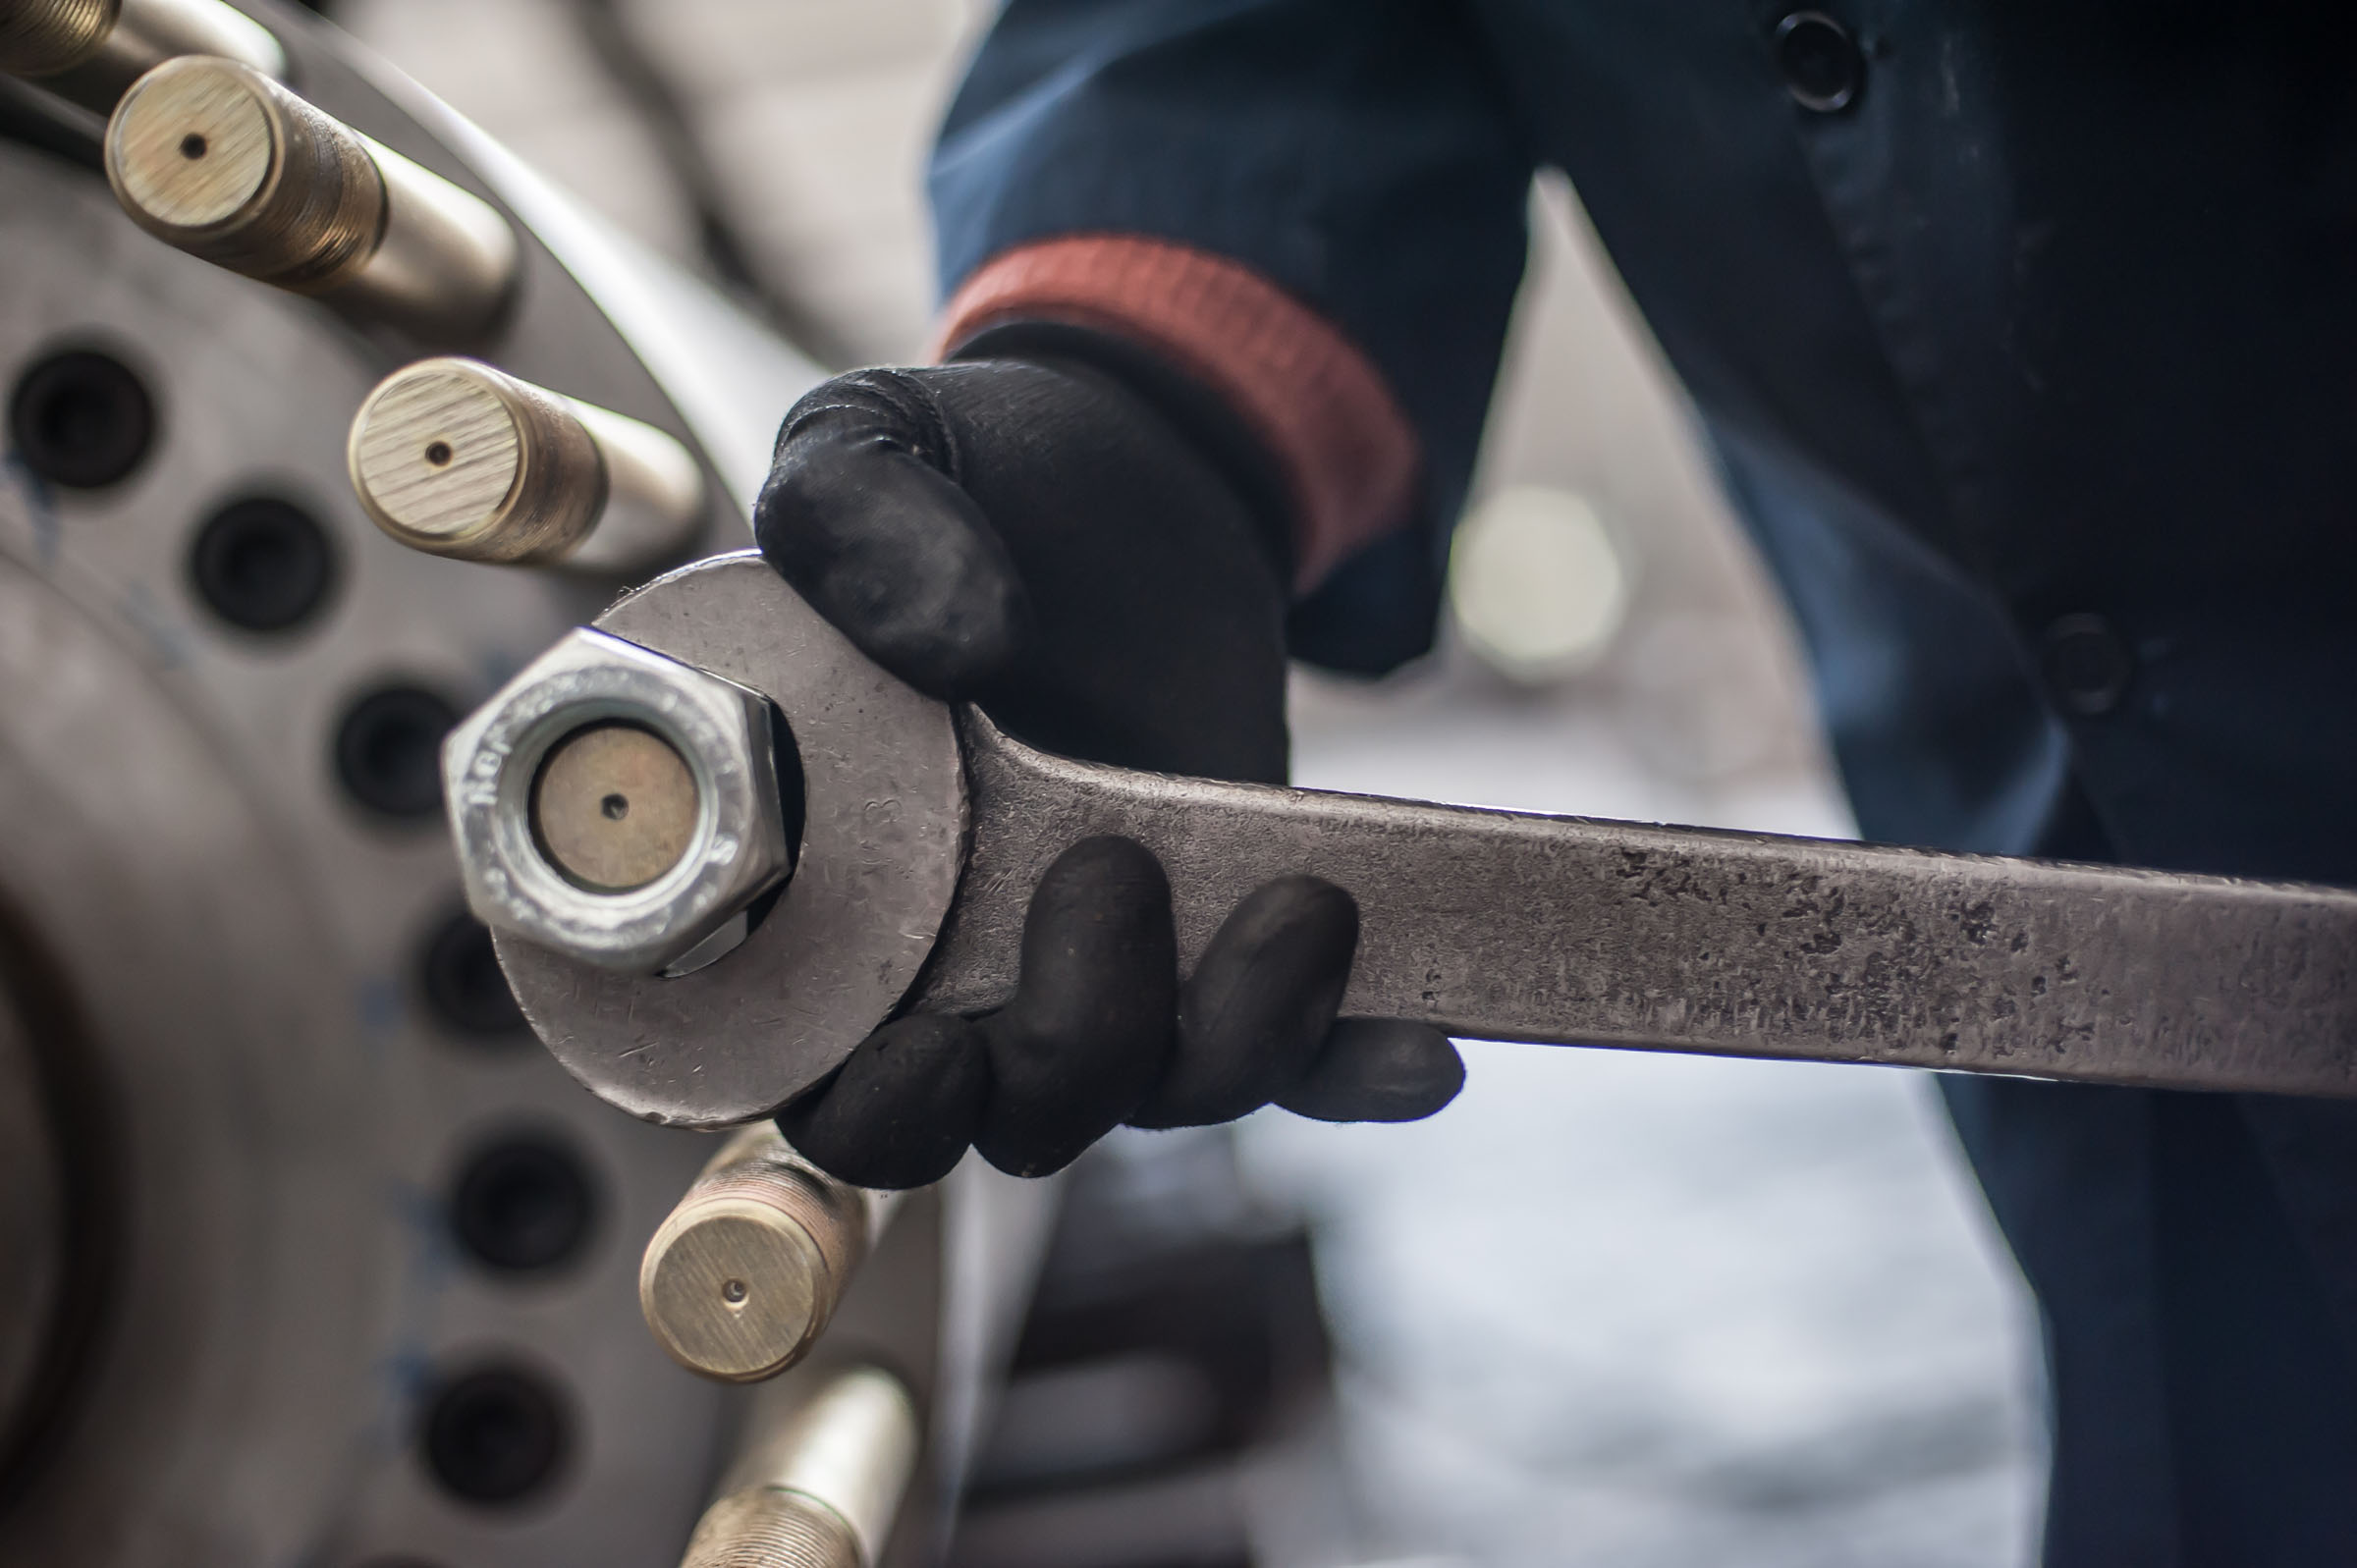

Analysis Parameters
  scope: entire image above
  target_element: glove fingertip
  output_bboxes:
[777,1013,989,1188]
[755,376,1034,697]
[1276,1018,1465,1124]
[979,836,1178,1175]
[970,1129,1088,1181]
[1135,873,1359,1129]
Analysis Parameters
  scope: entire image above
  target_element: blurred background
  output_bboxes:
[323,3,2047,1563]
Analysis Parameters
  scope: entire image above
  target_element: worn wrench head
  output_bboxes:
[462,553,966,1127]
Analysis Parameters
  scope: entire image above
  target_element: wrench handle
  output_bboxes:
[910,710,2357,1098]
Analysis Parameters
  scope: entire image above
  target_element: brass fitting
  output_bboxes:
[0,0,281,113]
[105,57,517,343]
[640,1126,896,1384]
[348,357,705,571]
[680,1366,919,1568]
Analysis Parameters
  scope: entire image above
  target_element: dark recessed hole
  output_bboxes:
[417,908,525,1039]
[423,440,453,466]
[335,685,458,819]
[8,349,155,490]
[1774,10,1864,113]
[420,1365,569,1506]
[189,496,338,633]
[178,133,206,159]
[450,1134,597,1275]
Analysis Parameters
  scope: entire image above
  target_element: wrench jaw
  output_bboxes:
[455,553,968,1129]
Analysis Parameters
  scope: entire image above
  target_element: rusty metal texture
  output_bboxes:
[913,711,2357,1097]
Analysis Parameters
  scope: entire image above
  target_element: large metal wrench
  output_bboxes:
[445,552,2357,1128]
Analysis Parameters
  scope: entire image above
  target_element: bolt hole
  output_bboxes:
[722,1278,747,1306]
[418,908,526,1039]
[8,347,156,490]
[599,791,629,821]
[179,133,207,159]
[335,684,459,820]
[189,495,337,634]
[450,1134,598,1274]
[423,440,453,466]
[421,1365,570,1506]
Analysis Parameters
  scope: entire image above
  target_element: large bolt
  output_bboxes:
[0,0,281,113]
[442,628,794,975]
[640,1125,897,1384]
[679,1365,919,1568]
[348,357,705,572]
[105,57,517,343]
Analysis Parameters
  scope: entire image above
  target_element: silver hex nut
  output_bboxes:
[443,627,793,974]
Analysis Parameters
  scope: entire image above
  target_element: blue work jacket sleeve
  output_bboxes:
[930,0,1535,673]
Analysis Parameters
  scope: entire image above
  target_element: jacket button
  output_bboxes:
[1775,12,1863,113]
[2042,615,2134,717]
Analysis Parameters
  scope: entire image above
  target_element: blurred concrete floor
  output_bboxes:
[335,5,2051,1560]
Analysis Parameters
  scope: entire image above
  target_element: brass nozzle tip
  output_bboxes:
[348,357,605,564]
[641,1128,870,1384]
[351,357,707,570]
[105,55,382,292]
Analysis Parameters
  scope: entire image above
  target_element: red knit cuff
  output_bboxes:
[933,236,1420,593]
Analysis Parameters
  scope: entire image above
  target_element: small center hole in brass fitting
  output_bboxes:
[721,1278,748,1307]
[179,134,207,160]
[530,722,700,892]
[423,440,454,466]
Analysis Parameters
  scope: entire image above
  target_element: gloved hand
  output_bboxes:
[754,331,1463,1188]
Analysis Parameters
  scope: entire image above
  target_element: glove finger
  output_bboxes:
[1275,1018,1465,1123]
[1130,875,1358,1129]
[776,1012,989,1189]
[754,369,1033,698]
[974,836,1176,1177]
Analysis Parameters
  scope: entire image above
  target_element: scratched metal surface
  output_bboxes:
[914,711,2357,1098]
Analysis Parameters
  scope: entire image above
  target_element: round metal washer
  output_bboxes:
[492,553,965,1127]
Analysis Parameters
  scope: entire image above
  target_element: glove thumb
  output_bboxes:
[755,368,1032,697]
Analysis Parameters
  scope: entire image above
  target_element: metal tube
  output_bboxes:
[0,0,281,113]
[348,356,704,570]
[640,1125,901,1384]
[679,1366,919,1568]
[104,57,516,343]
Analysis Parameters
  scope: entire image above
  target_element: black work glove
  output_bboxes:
[754,331,1464,1188]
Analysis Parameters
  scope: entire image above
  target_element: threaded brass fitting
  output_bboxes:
[105,57,516,342]
[1,0,280,112]
[680,1487,863,1568]
[681,1366,919,1568]
[0,0,118,80]
[641,1126,891,1384]
[349,357,704,570]
[107,54,382,293]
